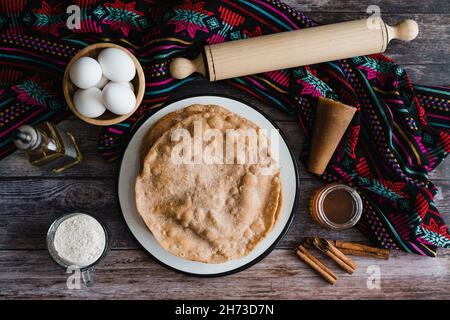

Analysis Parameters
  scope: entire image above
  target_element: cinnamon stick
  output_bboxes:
[296,245,337,285]
[330,240,390,260]
[298,245,337,280]
[303,237,391,260]
[327,242,357,274]
[312,237,356,274]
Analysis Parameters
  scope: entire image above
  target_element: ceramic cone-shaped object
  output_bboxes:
[308,97,356,175]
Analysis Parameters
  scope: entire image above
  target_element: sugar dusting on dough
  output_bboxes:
[135,105,282,263]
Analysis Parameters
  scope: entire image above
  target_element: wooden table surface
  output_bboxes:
[1,0,449,299]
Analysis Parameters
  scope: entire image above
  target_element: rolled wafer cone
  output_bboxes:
[308,97,356,175]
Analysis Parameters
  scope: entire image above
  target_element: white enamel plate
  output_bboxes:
[118,95,299,276]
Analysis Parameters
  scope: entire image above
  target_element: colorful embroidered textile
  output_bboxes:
[0,0,449,255]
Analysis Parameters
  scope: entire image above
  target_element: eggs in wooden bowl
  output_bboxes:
[63,43,145,126]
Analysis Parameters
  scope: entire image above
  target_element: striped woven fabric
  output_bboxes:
[0,0,449,256]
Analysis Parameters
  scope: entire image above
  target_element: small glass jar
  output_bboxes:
[309,183,363,230]
[46,212,109,287]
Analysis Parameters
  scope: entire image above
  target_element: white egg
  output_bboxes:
[98,48,136,82]
[118,81,134,92]
[69,57,102,89]
[102,82,136,115]
[95,75,109,89]
[73,87,106,118]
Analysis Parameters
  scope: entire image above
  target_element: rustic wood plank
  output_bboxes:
[0,178,134,249]
[1,177,448,250]
[284,0,450,13]
[0,248,448,299]
[402,64,450,86]
[0,120,118,178]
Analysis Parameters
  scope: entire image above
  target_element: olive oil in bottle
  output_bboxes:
[13,122,82,172]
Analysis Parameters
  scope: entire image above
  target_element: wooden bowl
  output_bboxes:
[63,43,145,126]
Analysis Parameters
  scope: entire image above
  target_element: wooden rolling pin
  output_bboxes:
[170,17,418,81]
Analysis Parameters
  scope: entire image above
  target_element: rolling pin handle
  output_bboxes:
[387,19,419,43]
[170,55,206,79]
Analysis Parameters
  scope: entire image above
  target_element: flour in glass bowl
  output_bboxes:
[53,213,106,267]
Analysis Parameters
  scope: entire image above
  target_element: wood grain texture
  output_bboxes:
[0,249,449,299]
[0,0,449,299]
[283,0,450,13]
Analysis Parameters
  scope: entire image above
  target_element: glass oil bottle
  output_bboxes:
[13,122,82,172]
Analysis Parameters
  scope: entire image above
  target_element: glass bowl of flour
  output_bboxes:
[47,212,109,287]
